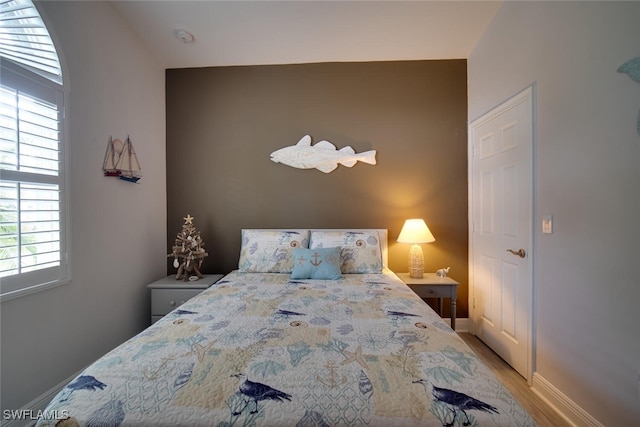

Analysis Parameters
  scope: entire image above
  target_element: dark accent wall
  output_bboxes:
[166,60,469,317]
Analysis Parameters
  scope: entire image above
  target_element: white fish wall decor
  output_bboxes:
[270,135,377,173]
[618,56,640,136]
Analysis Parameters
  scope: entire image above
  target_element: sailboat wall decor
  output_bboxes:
[102,136,141,183]
[102,136,123,177]
[117,137,141,182]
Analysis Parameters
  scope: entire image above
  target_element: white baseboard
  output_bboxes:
[532,372,604,427]
[450,317,471,332]
[438,317,472,332]
[1,371,81,427]
[457,322,600,427]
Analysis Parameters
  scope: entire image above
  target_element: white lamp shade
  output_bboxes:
[397,219,435,244]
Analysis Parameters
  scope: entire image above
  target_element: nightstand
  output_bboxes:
[147,274,224,323]
[396,272,459,330]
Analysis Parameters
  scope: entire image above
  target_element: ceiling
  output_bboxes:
[111,1,503,69]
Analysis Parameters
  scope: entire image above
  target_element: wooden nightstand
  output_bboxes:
[147,274,224,323]
[396,272,459,330]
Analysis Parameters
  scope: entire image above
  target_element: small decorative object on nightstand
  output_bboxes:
[436,266,450,277]
[167,214,209,281]
[397,219,435,278]
[396,272,459,330]
[147,274,223,323]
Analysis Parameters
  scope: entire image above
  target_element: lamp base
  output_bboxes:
[408,244,424,278]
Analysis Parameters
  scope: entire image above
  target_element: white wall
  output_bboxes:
[0,1,166,412]
[468,2,640,425]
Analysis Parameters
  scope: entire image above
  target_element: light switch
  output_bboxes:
[542,215,553,234]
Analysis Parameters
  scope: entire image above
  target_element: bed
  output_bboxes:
[37,229,535,426]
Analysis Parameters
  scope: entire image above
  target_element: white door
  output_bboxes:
[469,86,534,380]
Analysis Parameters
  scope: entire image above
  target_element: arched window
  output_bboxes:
[0,0,68,301]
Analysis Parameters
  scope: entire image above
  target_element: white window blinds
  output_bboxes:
[0,0,62,81]
[0,0,67,301]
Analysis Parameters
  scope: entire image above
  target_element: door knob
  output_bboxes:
[506,248,526,258]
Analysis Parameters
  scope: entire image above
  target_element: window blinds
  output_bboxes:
[0,0,62,81]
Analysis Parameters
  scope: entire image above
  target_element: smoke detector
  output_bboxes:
[173,29,195,44]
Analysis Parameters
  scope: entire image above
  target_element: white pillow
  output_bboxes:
[309,230,382,273]
[238,229,310,273]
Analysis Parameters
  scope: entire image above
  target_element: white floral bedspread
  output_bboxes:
[37,270,535,426]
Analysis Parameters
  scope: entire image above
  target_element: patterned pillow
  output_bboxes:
[238,229,310,273]
[309,230,382,273]
[291,247,342,280]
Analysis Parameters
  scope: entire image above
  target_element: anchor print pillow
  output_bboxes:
[309,230,382,273]
[290,247,342,280]
[238,229,310,273]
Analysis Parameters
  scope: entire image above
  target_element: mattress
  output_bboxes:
[37,270,535,426]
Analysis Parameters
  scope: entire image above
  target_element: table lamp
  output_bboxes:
[397,219,435,278]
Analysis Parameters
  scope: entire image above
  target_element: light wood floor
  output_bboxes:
[459,333,571,427]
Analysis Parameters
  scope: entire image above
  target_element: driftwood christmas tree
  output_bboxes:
[168,214,208,281]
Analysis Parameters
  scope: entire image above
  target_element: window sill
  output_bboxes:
[0,278,71,303]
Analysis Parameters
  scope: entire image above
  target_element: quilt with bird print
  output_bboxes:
[37,270,535,427]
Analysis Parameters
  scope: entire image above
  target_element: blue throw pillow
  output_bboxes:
[291,247,342,280]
